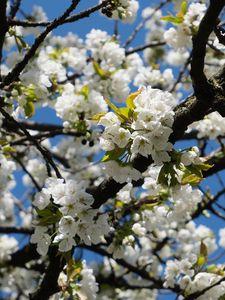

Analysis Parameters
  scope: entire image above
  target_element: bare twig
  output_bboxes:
[126,41,165,55]
[124,0,170,48]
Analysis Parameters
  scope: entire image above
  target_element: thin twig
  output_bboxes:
[125,41,165,55]
[0,107,63,179]
[123,0,170,48]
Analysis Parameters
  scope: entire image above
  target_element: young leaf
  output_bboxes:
[93,61,110,79]
[161,15,183,24]
[104,98,128,121]
[181,1,187,15]
[126,89,143,110]
[91,112,107,122]
[196,163,213,171]
[197,241,208,266]
[102,147,126,162]
[24,101,35,118]
[78,85,89,99]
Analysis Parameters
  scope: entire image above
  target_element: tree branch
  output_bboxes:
[190,0,225,98]
[10,0,22,19]
[0,0,9,81]
[8,0,111,27]
[0,0,81,88]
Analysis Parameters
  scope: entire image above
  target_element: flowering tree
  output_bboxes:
[1,0,225,299]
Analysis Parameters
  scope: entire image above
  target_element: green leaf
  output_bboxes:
[93,61,110,79]
[2,145,16,154]
[181,164,204,185]
[36,204,62,226]
[117,107,130,119]
[24,101,35,118]
[197,255,206,267]
[78,85,89,99]
[14,36,28,52]
[102,147,126,162]
[206,264,217,272]
[158,162,179,187]
[206,264,224,276]
[104,98,128,122]
[126,89,143,110]
[104,98,119,113]
[181,1,187,15]
[161,15,183,24]
[197,241,208,266]
[91,112,107,122]
[196,163,213,171]
[181,173,202,185]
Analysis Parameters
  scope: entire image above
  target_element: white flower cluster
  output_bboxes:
[0,267,38,298]
[164,3,206,50]
[165,260,225,300]
[180,146,203,166]
[55,83,108,125]
[134,67,174,89]
[23,158,47,187]
[84,29,134,102]
[184,272,225,300]
[101,0,139,23]
[164,254,197,288]
[50,261,99,300]
[78,261,99,300]
[140,183,202,231]
[99,87,177,171]
[0,154,16,227]
[0,235,18,263]
[31,178,110,255]
[102,161,142,183]
[142,161,203,226]
[189,111,225,139]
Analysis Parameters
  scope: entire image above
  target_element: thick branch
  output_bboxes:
[0,226,33,234]
[29,248,65,300]
[0,0,8,80]
[190,0,225,97]
[184,277,225,300]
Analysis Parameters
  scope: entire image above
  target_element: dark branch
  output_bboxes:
[125,41,165,55]
[190,0,225,98]
[0,0,9,81]
[10,0,22,19]
[0,0,81,88]
[0,226,33,234]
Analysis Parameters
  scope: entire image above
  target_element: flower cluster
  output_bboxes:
[189,111,225,139]
[101,0,139,23]
[55,84,108,126]
[0,235,18,263]
[98,87,177,172]
[0,154,16,227]
[31,178,110,255]
[164,2,207,50]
